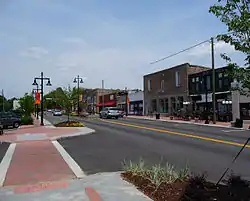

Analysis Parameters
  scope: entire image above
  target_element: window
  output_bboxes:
[218,73,223,89]
[148,79,151,91]
[159,98,168,113]
[196,82,199,91]
[192,78,195,83]
[110,94,114,100]
[160,80,164,91]
[196,77,199,82]
[206,76,211,90]
[175,71,180,87]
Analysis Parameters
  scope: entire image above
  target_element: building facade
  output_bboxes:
[85,88,117,113]
[188,66,233,120]
[128,90,143,115]
[97,92,117,111]
[189,67,250,120]
[143,63,209,116]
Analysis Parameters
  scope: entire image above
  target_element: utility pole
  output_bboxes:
[125,87,128,116]
[102,80,104,110]
[211,37,216,124]
[2,89,4,112]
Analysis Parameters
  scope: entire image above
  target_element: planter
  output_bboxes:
[55,121,85,127]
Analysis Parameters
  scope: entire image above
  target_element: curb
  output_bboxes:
[126,116,249,130]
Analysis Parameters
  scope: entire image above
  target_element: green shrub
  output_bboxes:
[21,115,33,125]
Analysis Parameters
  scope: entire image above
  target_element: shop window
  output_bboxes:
[171,97,176,112]
[159,98,168,113]
[206,76,211,90]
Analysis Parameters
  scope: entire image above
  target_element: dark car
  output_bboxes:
[0,112,21,129]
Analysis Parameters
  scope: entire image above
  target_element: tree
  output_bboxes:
[19,93,35,116]
[209,0,250,90]
[62,86,74,122]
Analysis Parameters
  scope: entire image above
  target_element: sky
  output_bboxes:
[0,0,245,98]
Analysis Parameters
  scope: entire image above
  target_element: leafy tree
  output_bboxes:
[63,86,74,122]
[0,95,12,112]
[209,0,250,90]
[19,93,35,116]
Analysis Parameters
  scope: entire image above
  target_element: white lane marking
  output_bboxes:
[0,143,16,187]
[222,130,246,133]
[52,141,85,179]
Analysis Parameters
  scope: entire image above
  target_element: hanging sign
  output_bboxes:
[35,92,41,104]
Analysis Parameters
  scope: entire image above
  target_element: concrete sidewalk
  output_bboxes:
[127,115,250,130]
[0,117,151,201]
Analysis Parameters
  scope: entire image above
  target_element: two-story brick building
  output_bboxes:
[143,63,209,115]
[188,66,233,117]
[85,88,117,113]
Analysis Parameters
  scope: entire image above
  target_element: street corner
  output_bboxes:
[2,141,78,187]
[48,127,95,140]
[82,172,152,201]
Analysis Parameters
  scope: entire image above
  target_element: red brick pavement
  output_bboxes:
[0,127,79,143]
[4,141,76,186]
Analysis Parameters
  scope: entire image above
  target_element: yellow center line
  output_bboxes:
[100,119,250,148]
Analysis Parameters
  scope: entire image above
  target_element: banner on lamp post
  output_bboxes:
[35,92,41,105]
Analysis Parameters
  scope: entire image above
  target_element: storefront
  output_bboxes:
[97,93,117,111]
[128,91,144,115]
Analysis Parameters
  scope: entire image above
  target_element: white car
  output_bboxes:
[53,110,62,116]
[99,107,120,119]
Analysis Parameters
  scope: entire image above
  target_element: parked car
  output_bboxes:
[53,110,62,116]
[0,112,21,128]
[118,109,125,117]
[99,107,120,119]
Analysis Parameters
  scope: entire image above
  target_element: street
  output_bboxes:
[46,114,250,182]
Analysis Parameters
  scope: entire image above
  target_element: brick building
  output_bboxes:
[85,88,117,113]
[143,63,209,116]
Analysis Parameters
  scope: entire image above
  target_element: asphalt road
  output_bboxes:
[46,114,250,182]
[0,142,10,163]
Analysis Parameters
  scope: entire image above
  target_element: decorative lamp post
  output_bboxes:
[73,75,84,116]
[32,72,52,126]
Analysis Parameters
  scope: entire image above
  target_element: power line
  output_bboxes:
[150,31,235,65]
[150,39,210,65]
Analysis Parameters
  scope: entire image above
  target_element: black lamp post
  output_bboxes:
[32,72,52,126]
[32,87,41,120]
[73,75,84,116]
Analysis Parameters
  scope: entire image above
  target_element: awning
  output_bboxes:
[96,101,116,107]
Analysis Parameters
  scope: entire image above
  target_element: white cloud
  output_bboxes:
[188,41,236,57]
[20,46,48,59]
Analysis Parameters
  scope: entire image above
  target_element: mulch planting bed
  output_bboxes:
[55,121,81,127]
[121,172,250,201]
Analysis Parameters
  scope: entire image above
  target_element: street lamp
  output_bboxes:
[73,75,84,115]
[32,72,52,126]
[32,87,41,120]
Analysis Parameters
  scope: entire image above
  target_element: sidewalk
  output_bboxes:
[126,115,250,130]
[0,117,151,201]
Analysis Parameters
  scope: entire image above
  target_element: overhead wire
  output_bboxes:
[149,31,236,65]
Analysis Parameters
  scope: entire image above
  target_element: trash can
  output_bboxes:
[156,113,160,120]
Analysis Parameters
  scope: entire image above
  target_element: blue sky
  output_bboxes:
[0,0,244,98]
